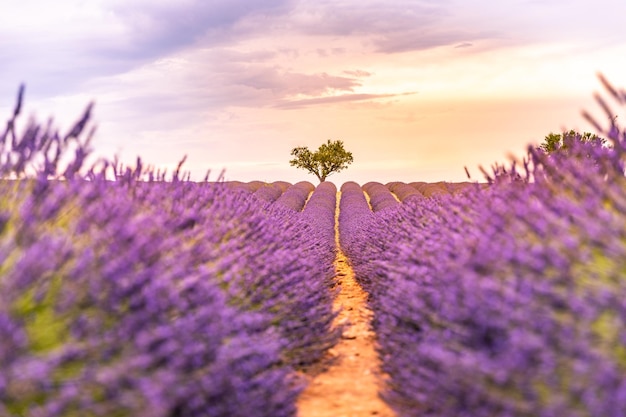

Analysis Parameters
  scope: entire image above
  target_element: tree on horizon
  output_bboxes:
[538,130,607,154]
[289,139,353,182]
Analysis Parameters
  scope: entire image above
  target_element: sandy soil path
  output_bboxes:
[296,193,395,417]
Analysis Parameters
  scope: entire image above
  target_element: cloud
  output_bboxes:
[106,0,293,59]
[343,69,373,77]
[9,0,620,121]
[157,57,364,109]
[287,1,494,53]
[0,0,295,98]
[0,0,502,101]
[372,29,496,53]
[292,1,445,37]
[236,69,360,96]
[275,92,415,109]
[83,48,370,120]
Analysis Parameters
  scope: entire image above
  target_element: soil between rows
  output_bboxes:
[296,193,395,417]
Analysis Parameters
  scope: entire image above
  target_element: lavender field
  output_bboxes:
[1,82,626,417]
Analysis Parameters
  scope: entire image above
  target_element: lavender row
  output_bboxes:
[226,181,290,199]
[300,181,339,284]
[226,180,316,211]
[338,182,383,293]
[253,182,285,202]
[0,180,303,416]
[302,181,337,221]
[339,93,626,414]
[362,182,399,212]
[376,158,626,416]
[0,93,339,416]
[386,181,423,202]
[274,181,315,212]
[409,181,456,197]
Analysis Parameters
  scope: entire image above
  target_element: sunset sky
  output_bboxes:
[2,0,626,184]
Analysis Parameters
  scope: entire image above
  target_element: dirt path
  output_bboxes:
[296,193,395,417]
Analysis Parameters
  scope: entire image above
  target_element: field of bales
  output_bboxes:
[2,83,626,417]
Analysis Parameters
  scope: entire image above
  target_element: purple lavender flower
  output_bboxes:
[0,90,340,416]
[362,182,399,212]
[275,181,315,211]
[339,79,626,416]
[253,182,285,202]
[387,181,423,202]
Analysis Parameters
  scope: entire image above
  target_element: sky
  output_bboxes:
[1,0,626,184]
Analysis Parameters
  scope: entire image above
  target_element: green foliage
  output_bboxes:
[538,130,607,154]
[289,139,353,182]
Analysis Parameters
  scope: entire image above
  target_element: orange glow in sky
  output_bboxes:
[1,0,625,184]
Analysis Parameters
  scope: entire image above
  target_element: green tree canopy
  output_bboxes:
[538,130,607,154]
[290,139,353,182]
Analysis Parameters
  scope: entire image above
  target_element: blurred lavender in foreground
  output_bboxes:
[0,87,339,416]
[339,75,626,417]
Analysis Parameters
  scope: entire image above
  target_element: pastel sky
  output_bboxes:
[2,0,625,184]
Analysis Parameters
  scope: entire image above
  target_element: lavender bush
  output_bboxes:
[362,182,399,212]
[338,181,386,294]
[253,182,285,202]
[386,181,423,203]
[300,181,339,287]
[409,181,450,197]
[274,181,315,212]
[6,75,625,416]
[0,87,339,416]
[339,78,626,416]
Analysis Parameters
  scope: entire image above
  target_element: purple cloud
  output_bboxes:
[275,92,415,109]
[372,30,495,53]
[0,0,294,98]
[107,0,293,58]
